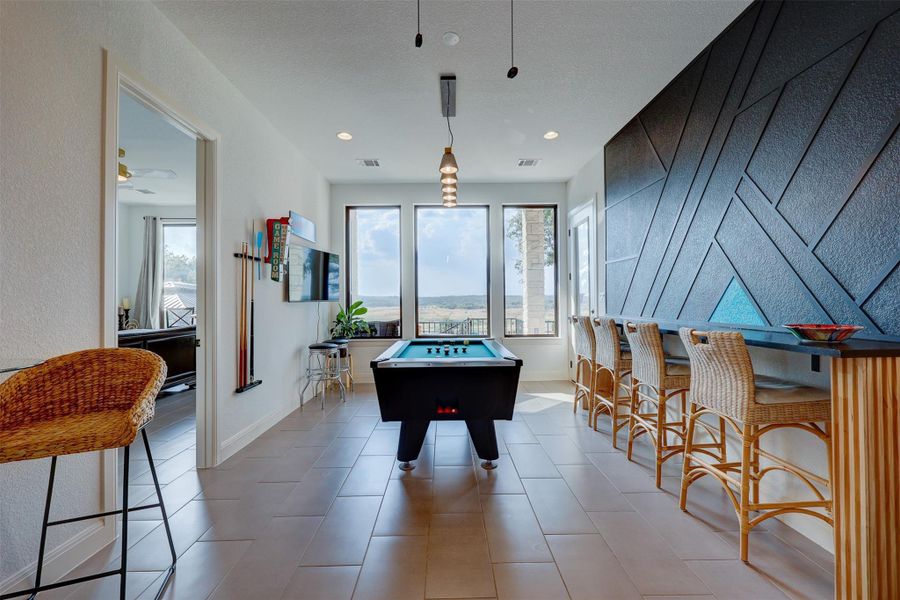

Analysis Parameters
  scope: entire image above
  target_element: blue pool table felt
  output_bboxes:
[397,340,496,359]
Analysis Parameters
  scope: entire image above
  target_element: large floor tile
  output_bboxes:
[686,559,790,599]
[432,466,482,513]
[353,536,427,600]
[314,437,367,469]
[425,514,495,599]
[262,446,327,482]
[586,452,658,493]
[339,416,380,438]
[435,434,476,466]
[481,494,552,563]
[139,540,252,600]
[496,421,538,444]
[624,491,733,559]
[292,422,348,447]
[587,511,710,597]
[391,442,434,479]
[278,468,351,516]
[476,456,524,495]
[507,444,560,478]
[374,478,433,536]
[300,496,382,566]
[492,563,568,600]
[522,478,596,534]
[209,516,322,599]
[281,566,360,600]
[556,464,632,512]
[535,434,590,465]
[361,429,400,455]
[201,482,295,541]
[339,455,394,496]
[546,534,641,600]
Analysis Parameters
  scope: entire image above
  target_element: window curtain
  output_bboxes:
[133,216,162,329]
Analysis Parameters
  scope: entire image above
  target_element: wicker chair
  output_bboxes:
[678,328,833,562]
[0,349,176,600]
[590,318,632,448]
[572,316,595,414]
[623,322,703,487]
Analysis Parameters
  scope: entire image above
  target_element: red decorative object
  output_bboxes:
[783,324,864,343]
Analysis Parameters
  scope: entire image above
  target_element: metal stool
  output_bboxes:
[324,338,352,390]
[300,342,345,410]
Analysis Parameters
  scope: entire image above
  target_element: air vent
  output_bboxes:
[135,189,156,195]
[516,158,541,167]
[356,159,381,167]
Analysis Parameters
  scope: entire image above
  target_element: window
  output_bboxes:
[162,220,197,327]
[415,205,489,337]
[503,206,558,336]
[346,206,401,338]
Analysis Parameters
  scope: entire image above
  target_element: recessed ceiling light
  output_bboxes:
[443,32,460,46]
[336,131,353,141]
[543,130,559,140]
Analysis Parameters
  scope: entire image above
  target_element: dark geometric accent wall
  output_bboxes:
[604,0,900,340]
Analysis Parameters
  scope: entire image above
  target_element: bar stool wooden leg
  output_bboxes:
[655,388,667,488]
[626,379,639,460]
[751,424,760,505]
[739,423,753,562]
[680,405,698,512]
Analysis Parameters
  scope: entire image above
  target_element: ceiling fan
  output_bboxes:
[117,147,177,188]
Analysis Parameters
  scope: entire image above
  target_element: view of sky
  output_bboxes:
[416,207,488,297]
[164,223,196,258]
[352,208,400,297]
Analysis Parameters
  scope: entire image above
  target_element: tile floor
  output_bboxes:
[46,381,834,599]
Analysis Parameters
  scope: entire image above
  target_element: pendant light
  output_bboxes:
[415,0,423,47]
[507,0,518,78]
[439,77,458,206]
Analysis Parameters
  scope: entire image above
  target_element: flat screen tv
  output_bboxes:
[287,244,340,302]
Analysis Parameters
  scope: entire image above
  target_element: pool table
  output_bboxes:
[370,338,523,470]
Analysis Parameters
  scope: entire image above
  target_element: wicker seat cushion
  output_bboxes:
[0,348,166,464]
[661,360,691,390]
[750,378,830,424]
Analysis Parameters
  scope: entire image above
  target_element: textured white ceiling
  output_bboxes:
[154,0,750,183]
[118,90,197,205]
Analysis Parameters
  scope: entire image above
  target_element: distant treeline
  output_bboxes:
[360,295,553,308]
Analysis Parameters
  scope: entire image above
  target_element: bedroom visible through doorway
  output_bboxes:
[115,87,199,478]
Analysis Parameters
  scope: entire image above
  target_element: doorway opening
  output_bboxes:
[567,200,596,380]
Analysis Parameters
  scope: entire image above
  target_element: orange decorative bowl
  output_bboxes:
[784,324,864,343]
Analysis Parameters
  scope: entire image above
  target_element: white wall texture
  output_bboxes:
[570,149,833,551]
[0,0,330,586]
[330,183,569,383]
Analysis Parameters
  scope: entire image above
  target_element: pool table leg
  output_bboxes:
[398,420,431,467]
[466,419,500,466]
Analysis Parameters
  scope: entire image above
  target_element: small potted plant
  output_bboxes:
[331,300,372,338]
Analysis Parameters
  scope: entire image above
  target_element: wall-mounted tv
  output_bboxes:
[287,244,340,302]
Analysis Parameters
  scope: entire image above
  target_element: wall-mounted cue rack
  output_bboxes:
[235,243,263,394]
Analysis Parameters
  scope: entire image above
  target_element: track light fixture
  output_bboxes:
[415,0,423,47]
[507,0,518,78]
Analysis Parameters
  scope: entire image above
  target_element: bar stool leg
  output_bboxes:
[750,424,760,504]
[626,381,639,461]
[29,456,57,600]
[120,445,130,600]
[655,389,667,488]
[679,406,698,512]
[739,424,753,562]
[142,429,177,599]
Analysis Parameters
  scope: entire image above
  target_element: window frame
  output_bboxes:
[501,204,560,338]
[344,205,403,339]
[414,204,491,338]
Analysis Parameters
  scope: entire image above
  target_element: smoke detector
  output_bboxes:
[356,159,381,167]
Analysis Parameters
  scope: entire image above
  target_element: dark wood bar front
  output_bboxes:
[617,317,900,599]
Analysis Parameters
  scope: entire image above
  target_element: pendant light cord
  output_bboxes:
[510,0,514,67]
[417,0,421,32]
[445,80,454,148]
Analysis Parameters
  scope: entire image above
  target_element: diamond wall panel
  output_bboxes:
[605,1,900,341]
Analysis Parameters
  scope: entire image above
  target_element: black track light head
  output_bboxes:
[415,32,423,47]
[507,66,518,79]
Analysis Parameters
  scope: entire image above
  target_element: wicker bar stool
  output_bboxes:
[624,322,726,488]
[572,316,595,414]
[678,328,833,562]
[590,317,633,448]
[0,349,174,600]
[299,342,345,410]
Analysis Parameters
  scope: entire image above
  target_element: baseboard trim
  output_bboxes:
[0,519,115,596]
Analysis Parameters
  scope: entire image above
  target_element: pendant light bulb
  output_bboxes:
[442,193,457,202]
[439,147,458,174]
[441,184,457,194]
[440,173,458,185]
[443,198,458,208]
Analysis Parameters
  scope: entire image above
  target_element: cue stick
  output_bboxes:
[240,241,247,388]
[250,231,256,382]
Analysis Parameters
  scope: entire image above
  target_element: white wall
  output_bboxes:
[566,152,606,312]
[117,203,196,305]
[0,0,330,588]
[330,183,569,383]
